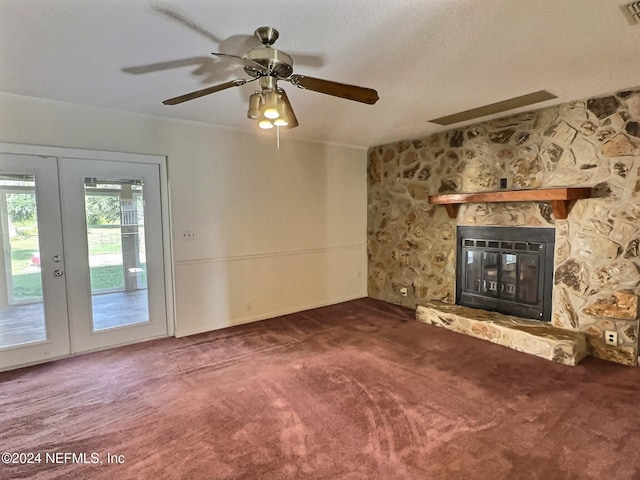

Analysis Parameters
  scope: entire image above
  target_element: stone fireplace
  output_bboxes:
[456,226,554,321]
[367,86,640,366]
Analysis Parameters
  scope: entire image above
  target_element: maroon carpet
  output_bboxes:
[1,298,639,479]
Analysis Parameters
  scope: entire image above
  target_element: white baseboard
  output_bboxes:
[174,293,367,338]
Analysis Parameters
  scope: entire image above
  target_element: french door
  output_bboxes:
[0,153,168,370]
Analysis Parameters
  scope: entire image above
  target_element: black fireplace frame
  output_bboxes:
[455,226,555,322]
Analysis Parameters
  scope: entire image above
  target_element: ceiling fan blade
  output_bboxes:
[286,51,325,68]
[212,53,268,74]
[153,6,221,44]
[277,88,299,128]
[163,79,246,105]
[123,56,214,75]
[289,74,379,105]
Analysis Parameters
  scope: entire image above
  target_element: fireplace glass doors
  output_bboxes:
[456,226,555,321]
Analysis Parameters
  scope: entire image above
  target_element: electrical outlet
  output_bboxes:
[399,287,408,297]
[246,302,252,312]
[181,230,196,241]
[605,330,618,346]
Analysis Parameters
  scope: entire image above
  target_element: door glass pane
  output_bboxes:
[0,175,46,348]
[84,178,149,331]
[464,249,482,293]
[501,253,517,300]
[517,254,540,304]
[482,251,499,296]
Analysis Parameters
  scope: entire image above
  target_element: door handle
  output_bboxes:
[53,269,64,277]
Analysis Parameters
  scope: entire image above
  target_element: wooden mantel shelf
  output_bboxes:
[428,187,592,219]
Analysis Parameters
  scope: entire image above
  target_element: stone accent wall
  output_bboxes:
[367,87,640,366]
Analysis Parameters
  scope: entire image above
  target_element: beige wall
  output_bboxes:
[0,93,367,336]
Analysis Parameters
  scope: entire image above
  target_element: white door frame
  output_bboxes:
[0,154,71,367]
[0,142,175,356]
[60,157,168,352]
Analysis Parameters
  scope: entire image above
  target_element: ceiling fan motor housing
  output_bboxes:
[243,47,293,79]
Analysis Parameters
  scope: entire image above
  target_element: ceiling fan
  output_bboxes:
[162,27,380,129]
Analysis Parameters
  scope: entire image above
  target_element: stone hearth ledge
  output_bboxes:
[416,302,588,366]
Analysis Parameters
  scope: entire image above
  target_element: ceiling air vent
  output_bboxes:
[622,2,640,24]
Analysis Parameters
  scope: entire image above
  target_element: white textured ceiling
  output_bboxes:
[1,0,639,147]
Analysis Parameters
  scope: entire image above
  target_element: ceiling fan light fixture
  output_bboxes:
[258,119,274,129]
[271,98,289,126]
[247,92,262,119]
[263,91,280,119]
[263,107,280,120]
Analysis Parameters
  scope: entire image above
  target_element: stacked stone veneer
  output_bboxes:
[368,87,640,366]
[416,302,588,366]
